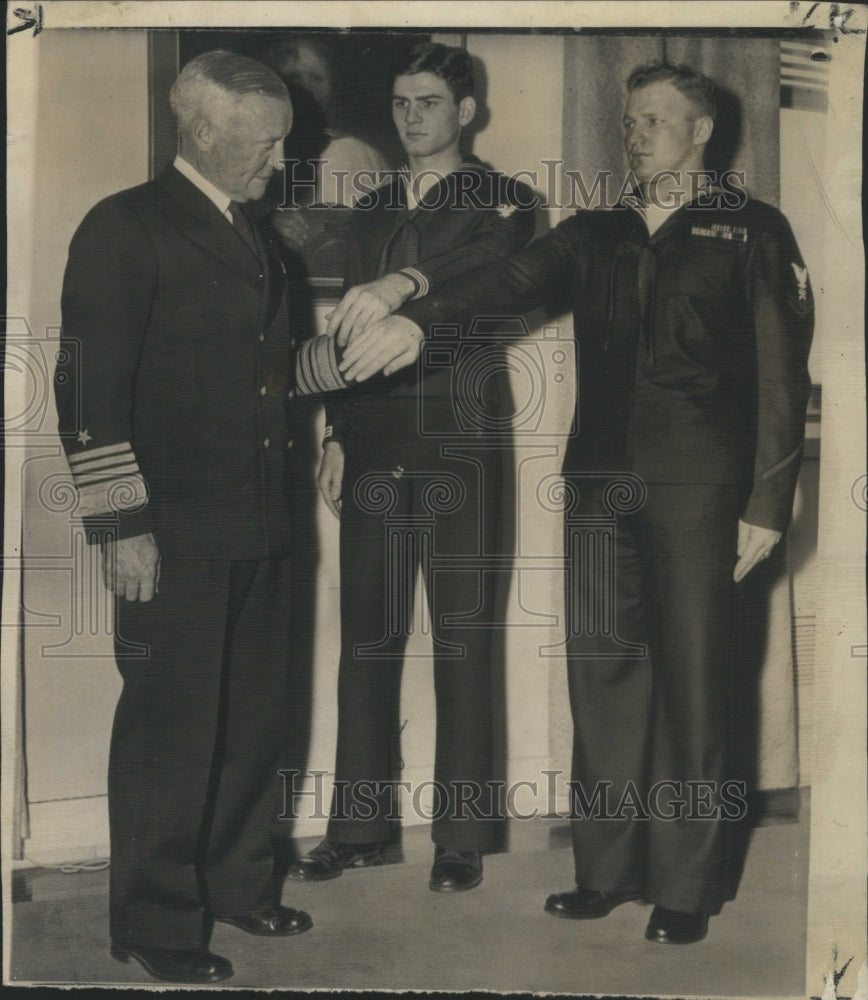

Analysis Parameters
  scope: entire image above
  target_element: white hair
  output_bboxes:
[169,49,289,133]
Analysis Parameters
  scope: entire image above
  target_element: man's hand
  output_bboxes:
[733,519,782,583]
[317,441,345,519]
[103,532,161,602]
[326,273,417,347]
[271,207,322,252]
[338,315,424,383]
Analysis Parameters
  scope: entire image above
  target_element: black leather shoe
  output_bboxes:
[287,838,387,881]
[110,944,233,983]
[215,905,313,936]
[544,886,640,919]
[644,905,709,944]
[429,848,483,892]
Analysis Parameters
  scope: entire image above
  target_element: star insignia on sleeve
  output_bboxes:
[76,429,92,446]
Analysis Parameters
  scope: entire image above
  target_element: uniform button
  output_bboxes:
[259,332,265,343]
[287,389,296,400]
[259,385,267,396]
[286,438,294,450]
[290,338,298,349]
[263,437,270,448]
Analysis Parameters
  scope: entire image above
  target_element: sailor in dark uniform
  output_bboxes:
[288,43,535,892]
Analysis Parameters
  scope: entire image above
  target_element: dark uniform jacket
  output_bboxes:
[401,195,814,532]
[56,165,297,559]
[324,161,536,459]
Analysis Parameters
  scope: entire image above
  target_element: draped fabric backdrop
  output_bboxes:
[550,34,798,795]
[561,35,780,205]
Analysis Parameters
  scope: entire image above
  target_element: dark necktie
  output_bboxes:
[228,201,262,263]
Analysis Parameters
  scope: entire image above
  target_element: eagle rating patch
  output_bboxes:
[790,262,809,302]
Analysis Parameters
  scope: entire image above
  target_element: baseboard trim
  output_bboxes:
[15,787,809,904]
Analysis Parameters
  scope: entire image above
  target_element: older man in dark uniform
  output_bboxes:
[287,43,534,892]
[56,50,312,984]
[338,62,814,943]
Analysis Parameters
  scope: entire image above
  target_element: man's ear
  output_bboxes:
[692,115,714,147]
[458,95,476,128]
[190,117,215,152]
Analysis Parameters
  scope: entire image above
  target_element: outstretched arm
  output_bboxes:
[339,213,583,381]
[327,180,537,346]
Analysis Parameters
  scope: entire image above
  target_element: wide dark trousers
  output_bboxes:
[327,436,504,850]
[109,557,292,950]
[565,482,744,915]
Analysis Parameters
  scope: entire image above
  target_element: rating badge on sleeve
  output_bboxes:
[791,262,809,301]
[789,260,811,317]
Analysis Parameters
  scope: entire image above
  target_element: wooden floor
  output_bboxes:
[9,806,809,994]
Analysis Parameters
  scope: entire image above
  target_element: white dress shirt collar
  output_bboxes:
[173,155,233,221]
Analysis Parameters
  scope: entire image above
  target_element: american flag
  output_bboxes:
[780,37,831,112]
